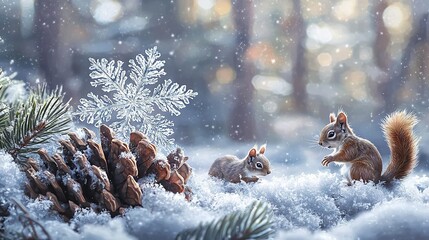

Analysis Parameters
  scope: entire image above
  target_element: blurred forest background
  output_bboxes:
[1,0,429,153]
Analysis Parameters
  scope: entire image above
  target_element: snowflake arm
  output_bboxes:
[77,93,114,126]
[152,79,198,116]
[89,58,128,94]
[142,114,175,149]
[129,47,166,86]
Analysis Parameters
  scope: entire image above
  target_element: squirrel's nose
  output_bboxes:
[267,170,271,175]
[319,142,322,146]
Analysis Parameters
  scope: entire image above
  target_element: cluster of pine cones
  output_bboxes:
[22,125,192,218]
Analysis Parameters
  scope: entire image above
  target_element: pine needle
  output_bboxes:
[176,201,276,240]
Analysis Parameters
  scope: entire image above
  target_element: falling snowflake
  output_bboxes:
[76,47,198,151]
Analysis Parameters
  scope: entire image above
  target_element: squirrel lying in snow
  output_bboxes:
[318,110,419,185]
[208,145,271,183]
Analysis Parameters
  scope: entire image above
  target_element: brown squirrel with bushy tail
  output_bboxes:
[318,110,419,184]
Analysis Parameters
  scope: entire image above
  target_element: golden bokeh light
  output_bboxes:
[343,70,367,101]
[332,0,358,21]
[214,0,231,16]
[216,66,236,84]
[383,2,411,33]
[317,52,333,67]
[246,42,282,69]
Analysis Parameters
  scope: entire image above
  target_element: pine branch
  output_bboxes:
[0,69,12,100]
[0,103,9,130]
[0,84,72,162]
[176,201,276,240]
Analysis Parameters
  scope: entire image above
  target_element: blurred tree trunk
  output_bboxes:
[229,0,256,141]
[34,0,73,91]
[372,0,390,112]
[416,41,429,103]
[374,0,429,112]
[373,0,390,72]
[290,0,308,113]
[386,13,428,111]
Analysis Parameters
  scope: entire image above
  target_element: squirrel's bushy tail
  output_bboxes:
[381,111,419,182]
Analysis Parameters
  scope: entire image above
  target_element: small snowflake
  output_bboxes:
[76,47,198,151]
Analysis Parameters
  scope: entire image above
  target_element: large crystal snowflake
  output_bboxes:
[76,47,198,151]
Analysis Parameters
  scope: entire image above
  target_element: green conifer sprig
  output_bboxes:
[176,201,276,240]
[0,103,9,130]
[0,70,72,163]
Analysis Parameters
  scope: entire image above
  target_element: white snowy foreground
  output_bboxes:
[1,146,429,240]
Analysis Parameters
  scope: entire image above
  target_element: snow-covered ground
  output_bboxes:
[1,137,429,240]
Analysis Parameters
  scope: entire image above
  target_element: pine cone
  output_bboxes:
[23,125,193,218]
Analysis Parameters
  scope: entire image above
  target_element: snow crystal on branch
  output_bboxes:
[76,47,198,151]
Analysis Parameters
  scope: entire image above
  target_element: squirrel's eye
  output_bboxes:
[327,130,336,139]
[256,162,263,169]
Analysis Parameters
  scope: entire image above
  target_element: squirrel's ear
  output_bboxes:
[336,112,348,130]
[248,147,257,158]
[337,112,347,124]
[259,144,266,154]
[329,113,336,123]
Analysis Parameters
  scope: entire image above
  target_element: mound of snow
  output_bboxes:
[278,199,429,240]
[1,150,429,239]
[0,151,25,202]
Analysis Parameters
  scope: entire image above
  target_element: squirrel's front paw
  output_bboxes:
[241,176,259,183]
[321,156,333,166]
